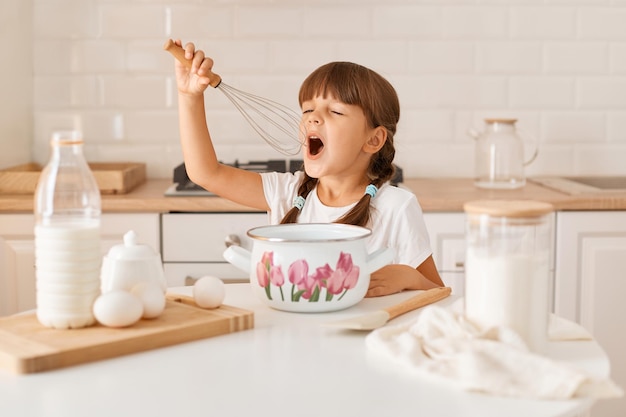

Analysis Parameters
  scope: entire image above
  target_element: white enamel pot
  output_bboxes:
[223,223,394,313]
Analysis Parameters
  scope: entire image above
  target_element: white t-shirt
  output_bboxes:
[260,171,432,268]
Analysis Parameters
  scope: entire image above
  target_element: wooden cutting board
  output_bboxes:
[0,296,254,374]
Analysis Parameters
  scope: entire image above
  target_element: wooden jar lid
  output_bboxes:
[484,118,517,124]
[463,200,554,218]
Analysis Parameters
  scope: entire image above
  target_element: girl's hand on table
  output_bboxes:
[367,257,443,297]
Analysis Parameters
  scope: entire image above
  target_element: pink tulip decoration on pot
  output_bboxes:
[223,223,394,313]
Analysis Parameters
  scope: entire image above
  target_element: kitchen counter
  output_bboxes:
[0,179,257,214]
[1,178,626,213]
[406,178,626,211]
[0,284,608,417]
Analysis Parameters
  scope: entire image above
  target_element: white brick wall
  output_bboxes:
[18,0,626,179]
[0,0,32,168]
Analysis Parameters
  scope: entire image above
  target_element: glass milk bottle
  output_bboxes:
[463,200,553,353]
[34,131,102,329]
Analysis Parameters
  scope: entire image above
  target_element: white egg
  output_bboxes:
[93,290,143,328]
[131,282,166,319]
[193,276,225,309]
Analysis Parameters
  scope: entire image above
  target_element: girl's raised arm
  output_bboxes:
[173,40,269,211]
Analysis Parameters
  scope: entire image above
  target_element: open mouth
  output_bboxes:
[308,136,324,156]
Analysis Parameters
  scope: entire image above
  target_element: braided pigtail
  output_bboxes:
[336,136,396,227]
[280,174,318,224]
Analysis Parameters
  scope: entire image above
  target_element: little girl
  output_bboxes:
[173,40,444,297]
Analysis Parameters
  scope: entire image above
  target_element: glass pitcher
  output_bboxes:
[469,119,538,189]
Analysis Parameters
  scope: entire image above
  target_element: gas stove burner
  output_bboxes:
[166,160,303,196]
[165,159,402,196]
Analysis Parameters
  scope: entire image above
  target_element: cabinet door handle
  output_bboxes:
[225,234,241,248]
[455,261,465,268]
[185,276,246,285]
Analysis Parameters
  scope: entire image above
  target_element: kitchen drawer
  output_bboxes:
[161,213,268,262]
[423,213,466,296]
[163,263,249,287]
[423,213,466,273]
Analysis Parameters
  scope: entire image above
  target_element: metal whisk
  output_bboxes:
[164,39,303,156]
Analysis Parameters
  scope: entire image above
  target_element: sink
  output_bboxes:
[561,176,626,190]
[531,176,626,195]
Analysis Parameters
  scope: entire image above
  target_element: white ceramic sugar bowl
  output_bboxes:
[101,230,166,293]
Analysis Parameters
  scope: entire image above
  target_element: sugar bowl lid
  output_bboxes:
[105,230,158,260]
[463,200,554,218]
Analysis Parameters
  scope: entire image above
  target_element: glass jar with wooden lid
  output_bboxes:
[463,200,554,353]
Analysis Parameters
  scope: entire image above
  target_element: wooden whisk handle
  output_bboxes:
[384,286,452,320]
[163,39,222,88]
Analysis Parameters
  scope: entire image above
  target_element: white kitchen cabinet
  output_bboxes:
[0,214,37,316]
[161,212,268,287]
[423,213,467,296]
[554,211,626,417]
[0,213,160,316]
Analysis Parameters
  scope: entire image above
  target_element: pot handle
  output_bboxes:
[223,245,252,273]
[366,247,395,274]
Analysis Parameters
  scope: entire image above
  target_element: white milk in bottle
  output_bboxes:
[34,130,102,329]
[463,200,553,353]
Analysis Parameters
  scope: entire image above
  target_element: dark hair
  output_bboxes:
[280,62,399,227]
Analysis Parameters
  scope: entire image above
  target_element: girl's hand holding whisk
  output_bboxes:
[172,40,213,96]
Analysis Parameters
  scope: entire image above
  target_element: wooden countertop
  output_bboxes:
[1,178,625,214]
[405,178,626,211]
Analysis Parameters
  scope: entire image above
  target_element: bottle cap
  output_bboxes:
[51,130,83,145]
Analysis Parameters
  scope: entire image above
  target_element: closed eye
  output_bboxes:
[302,109,344,115]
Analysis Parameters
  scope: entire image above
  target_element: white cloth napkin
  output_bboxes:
[365,304,623,400]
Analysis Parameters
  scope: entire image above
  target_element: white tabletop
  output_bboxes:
[0,284,608,417]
